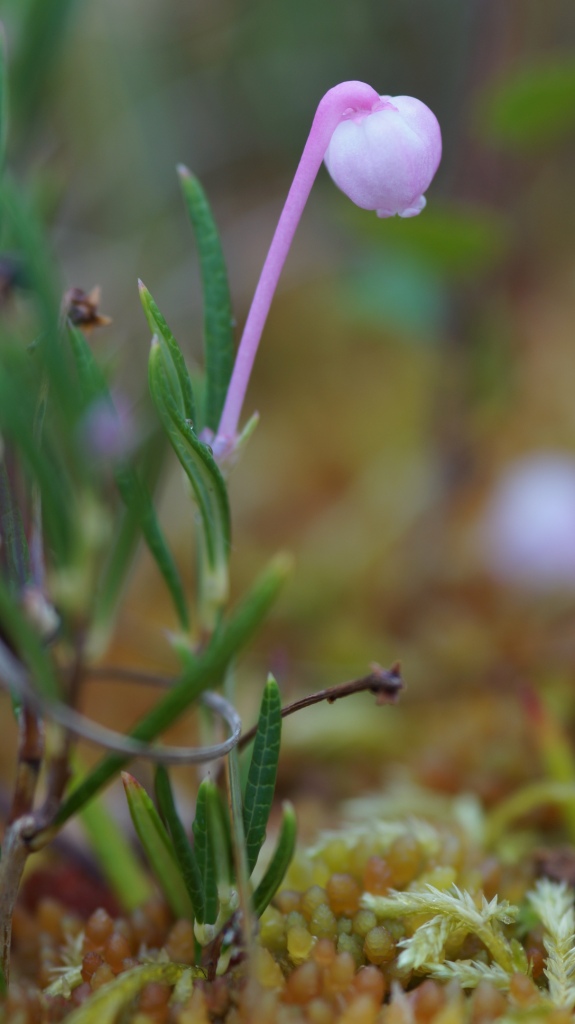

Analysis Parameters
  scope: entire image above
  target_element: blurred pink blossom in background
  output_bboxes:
[80,393,137,464]
[482,453,575,590]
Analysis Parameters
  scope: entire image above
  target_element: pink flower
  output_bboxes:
[214,83,441,460]
[324,96,442,219]
[482,453,575,590]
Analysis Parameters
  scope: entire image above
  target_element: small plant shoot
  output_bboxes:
[4,10,574,1024]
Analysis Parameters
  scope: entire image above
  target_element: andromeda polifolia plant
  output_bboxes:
[0,45,439,1005]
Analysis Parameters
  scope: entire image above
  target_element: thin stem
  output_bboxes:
[86,665,175,687]
[8,705,43,823]
[223,665,253,963]
[215,81,380,450]
[32,633,86,829]
[237,662,402,752]
[0,816,35,985]
[30,554,288,843]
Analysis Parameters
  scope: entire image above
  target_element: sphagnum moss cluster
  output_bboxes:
[4,794,575,1024]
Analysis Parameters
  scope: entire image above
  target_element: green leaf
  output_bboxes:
[74,756,153,911]
[478,58,575,151]
[93,430,166,645]
[192,780,219,925]
[155,765,205,925]
[252,801,297,918]
[0,351,73,564]
[242,674,282,876]
[50,553,292,833]
[0,23,8,174]
[0,575,60,700]
[66,324,190,633]
[0,181,69,410]
[92,497,143,642]
[139,281,196,424]
[66,324,109,402]
[0,461,30,591]
[11,0,79,131]
[122,772,194,920]
[178,166,235,433]
[224,684,252,929]
[57,962,199,1024]
[114,461,190,631]
[149,340,230,619]
[209,784,234,893]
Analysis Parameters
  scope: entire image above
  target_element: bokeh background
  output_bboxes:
[3,0,575,818]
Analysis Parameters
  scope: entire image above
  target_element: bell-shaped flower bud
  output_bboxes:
[324,96,442,218]
[214,83,442,459]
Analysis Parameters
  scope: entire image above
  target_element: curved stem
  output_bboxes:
[215,81,380,451]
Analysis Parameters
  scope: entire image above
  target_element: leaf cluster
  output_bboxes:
[123,675,296,952]
[0,21,297,991]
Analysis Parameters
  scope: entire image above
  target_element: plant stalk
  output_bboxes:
[0,815,36,985]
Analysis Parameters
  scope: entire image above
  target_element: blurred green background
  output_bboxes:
[3,0,575,777]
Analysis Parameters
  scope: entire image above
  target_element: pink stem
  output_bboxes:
[215,81,380,450]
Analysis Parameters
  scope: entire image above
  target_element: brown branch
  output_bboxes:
[201,909,244,982]
[238,662,403,752]
[0,816,36,986]
[32,633,86,832]
[8,706,44,824]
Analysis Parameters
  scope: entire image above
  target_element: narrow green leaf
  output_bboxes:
[243,675,282,876]
[149,341,230,618]
[234,411,259,457]
[192,780,219,925]
[0,182,70,413]
[209,784,234,893]
[91,497,143,648]
[0,575,60,700]
[139,281,196,424]
[66,324,108,402]
[122,772,194,920]
[93,431,166,644]
[0,23,8,174]
[66,324,188,634]
[178,166,235,433]
[114,462,190,631]
[11,0,79,130]
[252,801,297,918]
[51,553,292,832]
[223,661,252,932]
[74,756,153,911]
[0,461,30,591]
[58,962,198,1024]
[0,356,73,563]
[155,765,205,925]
